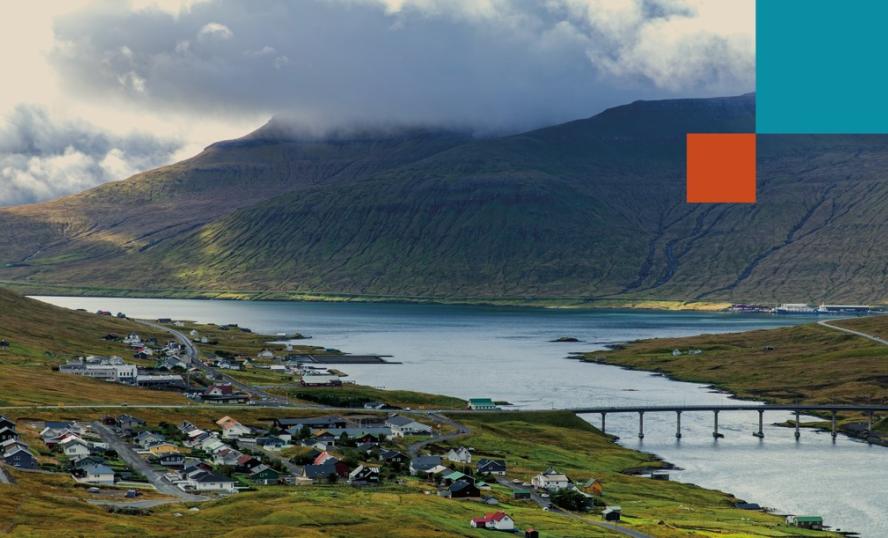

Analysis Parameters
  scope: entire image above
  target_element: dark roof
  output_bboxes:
[303,462,340,479]
[477,459,507,471]
[193,471,234,484]
[411,455,441,470]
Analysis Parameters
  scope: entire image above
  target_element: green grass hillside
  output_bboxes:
[6,93,888,304]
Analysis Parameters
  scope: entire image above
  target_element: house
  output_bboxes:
[603,506,621,522]
[135,431,165,449]
[257,349,275,359]
[385,415,433,437]
[442,471,474,486]
[532,468,571,491]
[216,416,252,439]
[786,515,823,530]
[250,464,282,485]
[157,453,185,468]
[256,437,287,450]
[2,446,37,470]
[476,459,507,476]
[61,438,92,461]
[524,529,539,538]
[347,465,380,486]
[186,470,237,493]
[302,461,349,482]
[79,464,115,485]
[274,416,348,431]
[116,415,146,432]
[467,398,497,411]
[0,417,14,431]
[409,455,442,476]
[379,449,407,466]
[0,427,18,443]
[202,384,250,404]
[442,479,480,499]
[470,511,515,531]
[580,478,603,496]
[313,451,338,465]
[446,447,472,464]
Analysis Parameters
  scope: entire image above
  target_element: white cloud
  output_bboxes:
[198,21,233,40]
[0,105,181,206]
[47,0,754,133]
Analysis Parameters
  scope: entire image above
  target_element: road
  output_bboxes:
[135,319,288,405]
[407,412,469,458]
[90,421,206,502]
[819,318,888,346]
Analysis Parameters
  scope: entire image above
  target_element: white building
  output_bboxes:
[59,356,137,383]
[446,447,472,464]
[386,415,433,437]
[80,464,115,485]
[532,468,571,491]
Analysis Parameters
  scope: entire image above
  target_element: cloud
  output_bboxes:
[0,105,182,206]
[48,0,754,132]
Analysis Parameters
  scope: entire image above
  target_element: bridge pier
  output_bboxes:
[638,411,645,439]
[753,409,764,438]
[712,410,721,439]
[675,411,682,439]
[831,410,838,441]
[868,411,874,437]
[600,412,606,434]
[794,410,801,440]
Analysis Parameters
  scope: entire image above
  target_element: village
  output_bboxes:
[1,408,623,536]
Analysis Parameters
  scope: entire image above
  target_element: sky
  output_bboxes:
[0,0,754,206]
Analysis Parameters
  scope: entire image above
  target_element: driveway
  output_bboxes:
[91,421,206,502]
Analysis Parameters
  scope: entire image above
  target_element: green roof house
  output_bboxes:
[468,398,497,411]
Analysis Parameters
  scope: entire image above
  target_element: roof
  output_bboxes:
[472,512,510,524]
[469,398,494,404]
[449,480,478,494]
[794,516,823,523]
[477,459,506,469]
[193,471,234,484]
[411,455,442,470]
[385,415,416,427]
[443,471,467,481]
[83,464,114,475]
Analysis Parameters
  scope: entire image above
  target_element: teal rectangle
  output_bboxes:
[757,0,888,134]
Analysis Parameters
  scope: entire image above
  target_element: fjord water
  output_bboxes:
[37,297,885,535]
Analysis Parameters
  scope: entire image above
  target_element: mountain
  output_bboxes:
[3,93,888,305]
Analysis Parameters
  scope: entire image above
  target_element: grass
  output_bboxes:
[275,385,466,409]
[584,321,888,404]
[0,411,836,537]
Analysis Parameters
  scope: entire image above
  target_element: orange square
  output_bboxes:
[686,133,756,203]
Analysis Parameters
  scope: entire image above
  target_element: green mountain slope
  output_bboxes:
[3,93,888,304]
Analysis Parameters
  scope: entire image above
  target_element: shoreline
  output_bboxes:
[4,280,733,312]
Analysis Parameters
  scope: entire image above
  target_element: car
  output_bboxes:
[542,506,549,512]
[540,493,549,498]
[512,479,521,484]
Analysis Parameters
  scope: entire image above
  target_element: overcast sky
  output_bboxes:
[0,0,754,206]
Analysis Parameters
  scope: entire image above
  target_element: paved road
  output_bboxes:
[135,319,288,405]
[819,319,888,346]
[91,421,206,502]
[407,413,469,458]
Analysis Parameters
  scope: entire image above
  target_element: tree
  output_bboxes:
[550,489,592,512]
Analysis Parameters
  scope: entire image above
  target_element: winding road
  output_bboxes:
[819,318,888,346]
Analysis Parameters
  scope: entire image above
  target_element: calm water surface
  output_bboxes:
[35,297,884,536]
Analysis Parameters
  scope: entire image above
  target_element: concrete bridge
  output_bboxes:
[566,404,888,441]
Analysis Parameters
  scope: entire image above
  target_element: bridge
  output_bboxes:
[565,404,888,440]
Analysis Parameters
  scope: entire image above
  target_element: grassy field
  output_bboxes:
[0,289,184,406]
[584,320,888,404]
[0,410,835,537]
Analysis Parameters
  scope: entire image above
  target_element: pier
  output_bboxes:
[572,404,886,441]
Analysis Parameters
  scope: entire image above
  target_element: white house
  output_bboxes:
[61,438,91,460]
[446,447,472,465]
[80,464,115,485]
[386,415,433,437]
[216,416,252,439]
[470,512,515,531]
[185,470,237,493]
[532,468,571,491]
[257,349,275,359]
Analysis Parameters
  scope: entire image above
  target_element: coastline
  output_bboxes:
[2,280,732,312]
